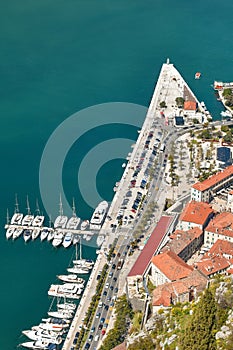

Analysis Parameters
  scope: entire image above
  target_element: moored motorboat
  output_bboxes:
[52,231,64,247]
[89,200,108,230]
[19,340,55,349]
[47,230,55,242]
[40,228,50,241]
[22,329,62,344]
[62,232,73,248]
[32,228,41,240]
[12,227,24,240]
[80,220,89,231]
[57,301,77,311]
[57,274,85,285]
[32,323,65,333]
[48,283,83,299]
[23,229,33,243]
[67,265,90,274]
[47,309,74,319]
[6,227,15,240]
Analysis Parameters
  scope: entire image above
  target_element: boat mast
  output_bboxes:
[49,214,52,228]
[14,193,19,214]
[6,208,10,224]
[72,198,76,217]
[35,199,40,215]
[79,235,82,260]
[26,195,31,215]
[59,194,63,216]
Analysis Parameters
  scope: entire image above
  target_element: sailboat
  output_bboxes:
[66,198,80,229]
[46,215,55,242]
[10,194,24,226]
[32,200,45,228]
[67,238,93,274]
[54,194,68,229]
[22,196,34,226]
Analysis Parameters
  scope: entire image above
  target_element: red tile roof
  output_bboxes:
[152,270,207,306]
[111,343,127,350]
[179,201,213,225]
[162,227,203,255]
[205,212,233,238]
[184,101,197,110]
[151,250,193,281]
[206,239,233,258]
[192,165,233,192]
[128,216,174,277]
[195,256,230,276]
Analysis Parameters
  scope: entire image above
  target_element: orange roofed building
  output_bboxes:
[184,100,197,111]
[150,250,193,287]
[177,200,214,231]
[161,227,203,262]
[152,269,208,311]
[204,212,233,248]
[191,165,233,203]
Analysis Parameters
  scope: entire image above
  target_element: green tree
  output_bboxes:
[128,335,154,350]
[179,288,217,350]
[160,101,166,108]
[175,96,184,107]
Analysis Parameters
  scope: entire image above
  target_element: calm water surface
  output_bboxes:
[0,1,233,348]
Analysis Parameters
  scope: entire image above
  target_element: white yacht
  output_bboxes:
[40,228,50,241]
[62,232,73,248]
[72,234,79,245]
[66,216,80,230]
[47,309,74,319]
[23,229,33,242]
[89,200,108,230]
[22,329,62,344]
[57,301,77,311]
[22,215,34,226]
[19,340,52,349]
[32,323,65,333]
[10,213,23,225]
[80,220,89,231]
[41,317,70,327]
[48,283,83,300]
[32,215,45,227]
[96,234,105,247]
[47,230,55,242]
[54,195,68,229]
[32,228,41,240]
[57,274,85,285]
[6,227,15,240]
[66,198,80,230]
[12,227,24,240]
[52,231,64,247]
[67,266,89,274]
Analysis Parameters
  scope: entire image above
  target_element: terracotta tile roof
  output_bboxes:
[151,250,193,281]
[195,255,230,276]
[184,100,197,110]
[152,270,207,306]
[206,239,233,258]
[229,190,233,195]
[205,212,233,238]
[128,216,174,277]
[192,165,233,191]
[179,201,213,225]
[162,227,203,255]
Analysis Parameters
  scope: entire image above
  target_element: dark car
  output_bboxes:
[98,324,103,330]
[105,304,109,310]
[103,290,107,296]
[112,263,116,269]
[100,317,105,324]
[73,338,78,345]
[84,343,90,349]
[113,276,117,282]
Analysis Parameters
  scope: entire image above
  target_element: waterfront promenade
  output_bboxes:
[62,59,208,349]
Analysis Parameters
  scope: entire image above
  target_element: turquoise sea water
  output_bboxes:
[0,1,233,348]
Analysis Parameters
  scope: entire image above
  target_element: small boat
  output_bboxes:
[62,232,73,248]
[66,199,80,230]
[52,231,64,247]
[10,213,23,225]
[19,340,52,349]
[72,238,94,268]
[40,228,50,241]
[12,227,24,240]
[32,228,41,240]
[6,227,15,240]
[47,230,55,242]
[96,234,105,247]
[48,283,83,299]
[32,323,65,333]
[54,195,68,229]
[195,72,201,79]
[73,235,79,245]
[67,266,89,274]
[47,310,74,319]
[23,229,33,243]
[57,301,77,311]
[32,215,45,227]
[22,329,62,344]
[57,274,85,285]
[89,200,109,230]
[80,220,89,231]
[41,317,70,326]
